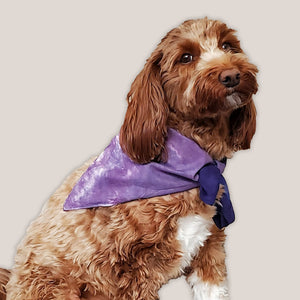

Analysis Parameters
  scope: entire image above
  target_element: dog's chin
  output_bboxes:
[225,92,242,109]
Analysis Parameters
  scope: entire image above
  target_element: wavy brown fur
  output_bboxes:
[0,268,10,300]
[6,158,216,299]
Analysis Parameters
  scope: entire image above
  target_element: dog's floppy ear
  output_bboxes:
[120,48,168,164]
[230,100,257,150]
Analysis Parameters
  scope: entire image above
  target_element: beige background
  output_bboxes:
[1,1,299,299]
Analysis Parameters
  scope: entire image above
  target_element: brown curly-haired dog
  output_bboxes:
[1,18,258,300]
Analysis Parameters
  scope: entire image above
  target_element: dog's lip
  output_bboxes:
[226,87,236,96]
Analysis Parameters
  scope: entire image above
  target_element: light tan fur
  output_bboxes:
[2,18,258,300]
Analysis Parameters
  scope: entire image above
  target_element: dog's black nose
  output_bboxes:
[219,69,240,88]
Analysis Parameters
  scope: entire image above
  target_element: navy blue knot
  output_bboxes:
[198,163,235,229]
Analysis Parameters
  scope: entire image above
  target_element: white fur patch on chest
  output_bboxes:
[177,215,213,271]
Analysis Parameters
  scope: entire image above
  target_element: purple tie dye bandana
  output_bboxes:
[64,129,234,228]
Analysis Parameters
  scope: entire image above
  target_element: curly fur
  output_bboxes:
[0,269,10,300]
[2,18,258,300]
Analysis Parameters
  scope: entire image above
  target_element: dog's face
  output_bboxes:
[120,19,258,163]
[160,19,258,116]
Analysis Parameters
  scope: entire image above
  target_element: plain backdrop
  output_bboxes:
[1,1,299,299]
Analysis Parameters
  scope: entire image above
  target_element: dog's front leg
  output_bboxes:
[186,226,230,300]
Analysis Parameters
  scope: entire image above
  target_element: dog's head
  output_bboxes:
[120,18,258,163]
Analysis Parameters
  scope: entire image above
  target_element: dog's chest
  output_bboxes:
[176,215,213,270]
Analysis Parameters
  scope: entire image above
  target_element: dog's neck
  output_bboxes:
[168,112,235,160]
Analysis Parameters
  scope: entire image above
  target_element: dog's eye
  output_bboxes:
[180,53,193,64]
[222,42,232,51]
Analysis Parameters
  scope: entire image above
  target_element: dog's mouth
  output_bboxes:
[224,84,254,110]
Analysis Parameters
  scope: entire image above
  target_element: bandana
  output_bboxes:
[64,129,235,228]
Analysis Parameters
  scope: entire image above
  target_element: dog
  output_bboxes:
[0,18,258,300]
